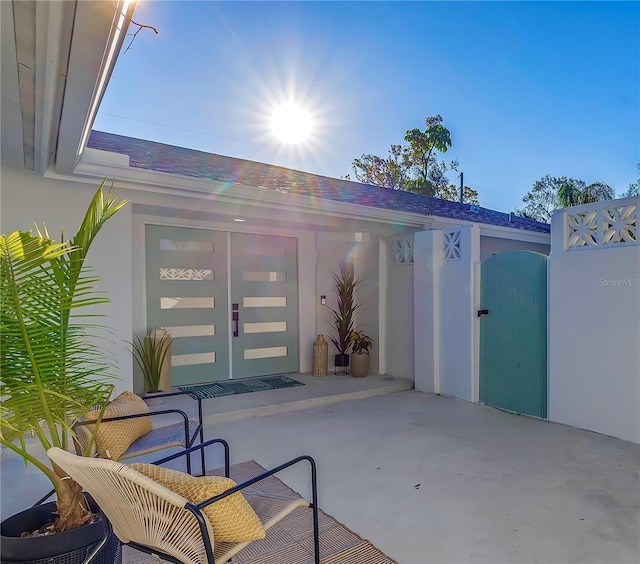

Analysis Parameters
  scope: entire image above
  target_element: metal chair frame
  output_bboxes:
[48,438,320,564]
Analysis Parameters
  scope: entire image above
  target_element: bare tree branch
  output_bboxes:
[124,20,159,54]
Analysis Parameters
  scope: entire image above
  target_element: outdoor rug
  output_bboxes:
[179,374,304,399]
[123,459,396,563]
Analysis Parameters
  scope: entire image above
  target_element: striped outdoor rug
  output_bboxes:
[179,374,304,399]
[123,459,396,563]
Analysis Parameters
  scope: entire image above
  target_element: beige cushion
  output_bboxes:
[84,391,152,460]
[130,463,265,543]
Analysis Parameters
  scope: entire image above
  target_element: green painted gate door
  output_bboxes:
[479,251,548,418]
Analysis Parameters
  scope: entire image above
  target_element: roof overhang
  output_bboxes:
[1,0,135,174]
[55,0,136,174]
[61,147,434,231]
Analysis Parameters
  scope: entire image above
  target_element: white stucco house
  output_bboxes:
[2,1,637,443]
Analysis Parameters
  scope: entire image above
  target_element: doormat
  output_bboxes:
[179,374,304,399]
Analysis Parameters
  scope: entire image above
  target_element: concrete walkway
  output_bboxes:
[2,380,639,563]
[203,391,640,564]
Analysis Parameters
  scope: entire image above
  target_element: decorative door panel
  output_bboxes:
[230,233,299,378]
[146,225,229,386]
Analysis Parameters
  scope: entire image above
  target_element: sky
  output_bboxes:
[95,1,639,213]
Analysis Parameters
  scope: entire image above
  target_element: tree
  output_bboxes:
[439,184,480,205]
[350,144,408,190]
[620,162,640,198]
[517,175,563,223]
[350,115,473,202]
[517,175,616,223]
[621,180,639,198]
[557,179,615,207]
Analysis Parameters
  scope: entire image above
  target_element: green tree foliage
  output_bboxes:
[440,184,480,205]
[350,115,475,202]
[517,175,616,223]
[620,162,640,198]
[621,180,640,198]
[557,180,615,207]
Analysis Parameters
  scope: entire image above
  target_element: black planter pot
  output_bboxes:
[334,353,350,374]
[0,497,121,564]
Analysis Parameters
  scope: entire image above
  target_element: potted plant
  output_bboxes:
[0,182,127,562]
[327,262,361,373]
[350,330,373,378]
[131,327,173,395]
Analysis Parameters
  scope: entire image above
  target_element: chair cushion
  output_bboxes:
[130,463,265,543]
[84,391,152,460]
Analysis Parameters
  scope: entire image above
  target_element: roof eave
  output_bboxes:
[68,150,434,229]
[55,0,136,175]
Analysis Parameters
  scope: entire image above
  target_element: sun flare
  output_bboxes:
[269,102,314,144]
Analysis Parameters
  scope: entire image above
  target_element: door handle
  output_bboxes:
[232,311,239,337]
[477,309,490,318]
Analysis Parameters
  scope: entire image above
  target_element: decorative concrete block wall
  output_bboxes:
[548,197,640,443]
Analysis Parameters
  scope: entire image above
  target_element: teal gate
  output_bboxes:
[479,251,548,418]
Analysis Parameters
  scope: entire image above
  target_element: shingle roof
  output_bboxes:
[88,131,550,233]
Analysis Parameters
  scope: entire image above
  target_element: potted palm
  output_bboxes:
[131,327,173,397]
[0,182,127,562]
[350,330,373,378]
[327,262,361,373]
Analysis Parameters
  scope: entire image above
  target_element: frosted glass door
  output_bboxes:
[146,225,229,385]
[230,233,299,378]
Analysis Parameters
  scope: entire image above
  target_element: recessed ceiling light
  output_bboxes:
[233,218,245,222]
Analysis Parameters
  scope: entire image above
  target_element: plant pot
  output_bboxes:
[0,496,121,564]
[350,352,370,378]
[142,390,167,408]
[334,353,349,374]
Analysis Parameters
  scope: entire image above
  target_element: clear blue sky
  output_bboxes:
[95,1,639,213]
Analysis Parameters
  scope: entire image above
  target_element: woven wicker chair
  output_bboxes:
[47,439,320,564]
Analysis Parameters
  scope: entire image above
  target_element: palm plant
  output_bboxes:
[131,327,173,393]
[0,181,127,532]
[327,262,362,355]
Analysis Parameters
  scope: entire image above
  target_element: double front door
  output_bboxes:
[146,225,299,386]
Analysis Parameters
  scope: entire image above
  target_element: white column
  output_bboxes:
[414,230,442,393]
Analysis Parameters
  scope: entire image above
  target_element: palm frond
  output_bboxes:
[0,182,128,527]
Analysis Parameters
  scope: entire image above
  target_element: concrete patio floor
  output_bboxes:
[1,376,639,563]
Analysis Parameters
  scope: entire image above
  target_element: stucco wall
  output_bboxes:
[548,198,640,443]
[1,165,134,394]
[385,236,415,381]
[315,232,379,373]
[437,226,480,400]
[414,231,439,393]
[480,235,550,263]
[414,226,480,398]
